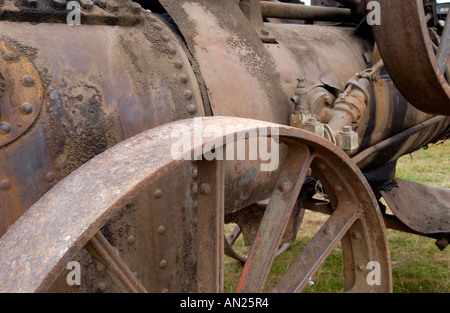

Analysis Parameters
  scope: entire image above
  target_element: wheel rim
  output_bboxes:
[0,117,391,293]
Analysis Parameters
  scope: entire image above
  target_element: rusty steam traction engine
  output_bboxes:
[0,0,448,293]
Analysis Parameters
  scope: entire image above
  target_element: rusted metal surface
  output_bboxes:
[0,117,391,292]
[380,178,450,235]
[372,0,450,115]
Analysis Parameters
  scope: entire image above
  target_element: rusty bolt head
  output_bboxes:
[105,0,119,14]
[0,179,11,191]
[200,183,211,195]
[20,103,33,115]
[179,74,189,84]
[80,0,94,11]
[52,0,67,9]
[159,259,168,269]
[187,105,197,115]
[4,51,16,62]
[154,189,162,198]
[0,122,11,135]
[157,225,165,235]
[174,60,183,69]
[129,2,142,14]
[127,235,136,245]
[21,76,35,87]
[184,90,193,100]
[279,180,290,193]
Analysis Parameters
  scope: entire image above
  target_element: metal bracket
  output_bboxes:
[239,0,276,43]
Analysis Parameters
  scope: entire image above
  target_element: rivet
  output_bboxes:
[0,122,11,135]
[168,44,177,55]
[21,76,35,87]
[279,180,290,193]
[97,282,107,292]
[161,34,170,42]
[129,2,142,14]
[159,259,168,269]
[80,0,94,11]
[154,189,162,199]
[335,185,343,192]
[179,74,189,84]
[105,0,119,14]
[127,235,136,245]
[0,179,11,191]
[357,264,365,271]
[46,172,56,183]
[4,51,16,62]
[174,61,183,69]
[20,103,33,115]
[199,183,211,195]
[157,226,165,235]
[184,90,193,100]
[353,231,362,240]
[187,105,197,115]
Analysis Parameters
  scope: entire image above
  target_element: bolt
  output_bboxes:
[168,44,177,55]
[127,235,136,245]
[335,185,343,192]
[179,74,189,84]
[129,2,142,15]
[159,259,168,269]
[279,180,290,193]
[21,76,35,87]
[357,264,365,271]
[157,225,165,235]
[0,122,11,135]
[105,0,119,14]
[174,60,183,69]
[200,183,211,195]
[307,117,318,124]
[184,90,193,100]
[353,231,362,240]
[46,172,56,183]
[80,0,94,11]
[187,105,197,115]
[154,189,162,199]
[20,103,33,115]
[52,0,66,9]
[261,28,270,36]
[324,226,333,235]
[0,179,11,191]
[4,51,16,62]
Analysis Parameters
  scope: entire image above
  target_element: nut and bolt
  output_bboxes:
[336,126,359,151]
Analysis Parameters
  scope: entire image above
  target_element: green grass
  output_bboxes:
[224,141,450,293]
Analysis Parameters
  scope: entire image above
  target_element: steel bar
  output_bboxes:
[273,204,359,293]
[235,146,313,293]
[260,1,354,22]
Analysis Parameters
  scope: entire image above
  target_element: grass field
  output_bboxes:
[224,141,450,293]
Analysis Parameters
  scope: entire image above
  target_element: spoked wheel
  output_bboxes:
[372,0,449,115]
[0,117,391,293]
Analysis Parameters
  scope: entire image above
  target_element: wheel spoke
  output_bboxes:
[85,232,148,293]
[235,144,313,293]
[273,203,359,293]
[436,14,449,75]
